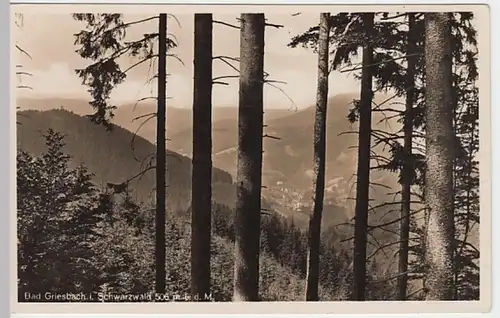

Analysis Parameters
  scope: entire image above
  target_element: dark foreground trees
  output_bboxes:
[352,13,375,301]
[397,12,418,301]
[51,10,479,302]
[155,13,168,296]
[289,11,479,301]
[233,13,266,301]
[191,13,214,300]
[73,13,176,295]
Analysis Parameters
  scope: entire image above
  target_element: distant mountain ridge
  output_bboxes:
[17,97,295,140]
[167,93,402,227]
[16,93,402,230]
[16,109,236,211]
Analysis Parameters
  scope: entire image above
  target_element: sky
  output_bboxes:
[13,12,361,109]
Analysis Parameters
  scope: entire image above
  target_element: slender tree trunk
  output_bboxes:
[424,12,454,301]
[191,13,213,301]
[155,13,167,296]
[352,12,374,301]
[397,13,416,301]
[233,13,265,302]
[305,12,330,302]
[451,73,459,300]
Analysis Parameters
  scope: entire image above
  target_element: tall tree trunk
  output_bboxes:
[397,12,416,301]
[450,63,462,300]
[305,12,330,302]
[155,13,167,296]
[352,12,374,301]
[233,13,265,302]
[424,12,454,301]
[191,13,213,301]
[451,73,460,300]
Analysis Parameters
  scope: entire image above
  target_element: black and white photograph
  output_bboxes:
[12,3,490,311]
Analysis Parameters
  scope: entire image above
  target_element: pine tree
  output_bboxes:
[305,12,330,301]
[397,12,418,300]
[17,130,102,300]
[73,13,177,295]
[289,12,402,300]
[352,13,375,301]
[155,13,168,295]
[191,13,214,300]
[423,12,455,300]
[233,13,266,301]
[449,12,479,300]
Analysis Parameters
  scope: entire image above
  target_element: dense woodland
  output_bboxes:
[16,11,480,302]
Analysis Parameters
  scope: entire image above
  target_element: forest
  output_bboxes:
[15,11,480,302]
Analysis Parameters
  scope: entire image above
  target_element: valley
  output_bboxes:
[17,93,402,233]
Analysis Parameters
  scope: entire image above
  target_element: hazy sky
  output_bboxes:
[14,12,361,109]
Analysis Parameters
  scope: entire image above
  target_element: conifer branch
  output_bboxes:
[340,53,421,73]
[213,20,240,29]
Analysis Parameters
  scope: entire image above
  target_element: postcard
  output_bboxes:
[10,3,491,314]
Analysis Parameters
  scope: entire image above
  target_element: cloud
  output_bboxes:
[19,63,86,99]
[16,13,362,109]
[18,63,159,104]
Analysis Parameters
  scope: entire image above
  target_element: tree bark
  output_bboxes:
[155,13,167,296]
[191,13,213,301]
[352,12,374,301]
[397,12,416,301]
[233,13,265,302]
[305,12,330,302]
[424,12,455,301]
